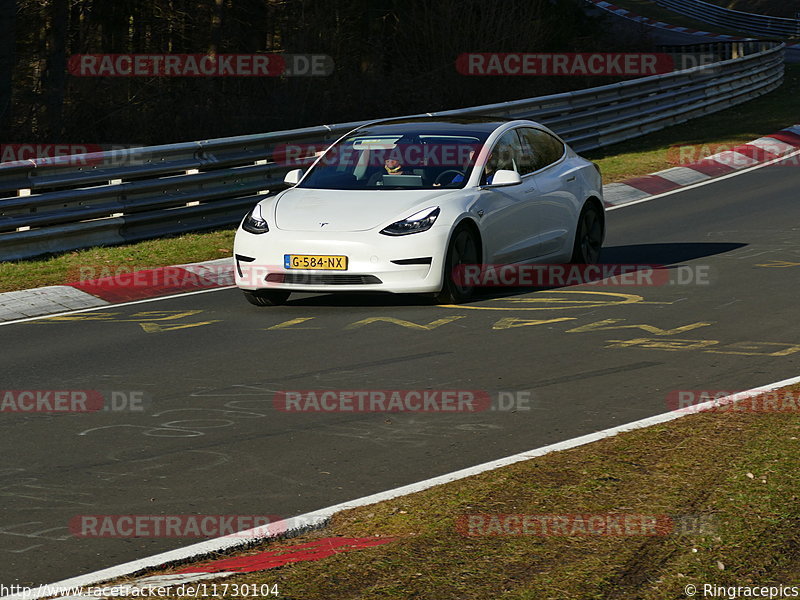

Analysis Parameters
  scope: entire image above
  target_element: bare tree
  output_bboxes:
[0,0,16,136]
[42,0,68,138]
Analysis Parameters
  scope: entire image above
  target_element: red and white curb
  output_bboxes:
[1,123,798,324]
[586,0,800,50]
[17,373,800,600]
[0,258,234,323]
[48,538,394,599]
[603,124,800,206]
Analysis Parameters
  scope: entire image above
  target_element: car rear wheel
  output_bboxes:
[242,290,291,306]
[435,226,479,304]
[570,201,604,264]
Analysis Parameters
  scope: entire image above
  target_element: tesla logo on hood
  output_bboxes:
[319,222,329,227]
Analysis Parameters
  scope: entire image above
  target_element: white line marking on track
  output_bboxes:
[15,373,800,599]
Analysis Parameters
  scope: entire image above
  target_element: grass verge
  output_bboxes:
[109,385,800,599]
[0,231,235,293]
[2,66,798,294]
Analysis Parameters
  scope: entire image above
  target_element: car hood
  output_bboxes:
[274,187,450,232]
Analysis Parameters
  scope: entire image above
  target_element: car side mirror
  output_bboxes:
[284,168,304,185]
[487,169,522,187]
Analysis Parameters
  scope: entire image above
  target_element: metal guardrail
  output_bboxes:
[655,0,800,39]
[0,40,784,261]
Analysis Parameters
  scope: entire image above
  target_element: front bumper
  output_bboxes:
[233,225,451,294]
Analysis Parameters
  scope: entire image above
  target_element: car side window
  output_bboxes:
[483,130,524,184]
[512,129,536,175]
[518,128,565,172]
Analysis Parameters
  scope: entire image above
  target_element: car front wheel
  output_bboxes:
[435,226,479,304]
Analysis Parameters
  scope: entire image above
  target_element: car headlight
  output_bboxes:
[380,207,440,236]
[242,204,269,234]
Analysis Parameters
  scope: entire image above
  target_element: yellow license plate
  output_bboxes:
[284,254,348,270]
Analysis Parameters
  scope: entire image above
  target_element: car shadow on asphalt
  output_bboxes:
[279,241,747,307]
[598,241,746,264]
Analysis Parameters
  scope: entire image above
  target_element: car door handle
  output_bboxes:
[566,175,576,182]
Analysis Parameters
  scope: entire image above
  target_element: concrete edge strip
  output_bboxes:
[0,286,109,321]
[0,287,236,328]
[17,372,800,600]
[0,259,235,322]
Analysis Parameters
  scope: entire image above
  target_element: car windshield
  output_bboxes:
[298,126,490,190]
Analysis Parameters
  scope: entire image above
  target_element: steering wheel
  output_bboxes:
[434,169,465,186]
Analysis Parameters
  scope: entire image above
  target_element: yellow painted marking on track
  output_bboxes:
[267,317,320,330]
[567,319,713,336]
[605,338,720,351]
[492,317,576,330]
[345,316,466,330]
[127,310,204,321]
[33,310,204,323]
[705,341,800,356]
[755,260,800,268]
[139,320,221,333]
[37,309,218,332]
[443,291,672,311]
[35,312,120,322]
[604,337,799,357]
[507,299,612,304]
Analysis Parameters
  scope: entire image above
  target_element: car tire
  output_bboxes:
[242,290,291,306]
[435,226,479,304]
[570,201,604,264]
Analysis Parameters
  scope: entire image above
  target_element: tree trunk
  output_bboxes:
[43,0,68,139]
[0,0,16,137]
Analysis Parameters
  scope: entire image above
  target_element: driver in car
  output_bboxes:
[368,158,412,186]
[436,150,500,186]
[481,151,499,185]
[435,149,482,187]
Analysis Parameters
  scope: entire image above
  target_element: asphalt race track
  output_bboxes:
[2,158,799,585]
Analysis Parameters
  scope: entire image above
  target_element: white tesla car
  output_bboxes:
[233,116,604,305]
